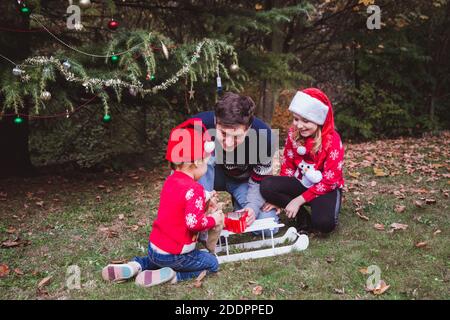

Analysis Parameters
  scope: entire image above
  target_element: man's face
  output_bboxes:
[215,123,249,152]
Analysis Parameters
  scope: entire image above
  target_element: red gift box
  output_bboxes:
[224,210,248,233]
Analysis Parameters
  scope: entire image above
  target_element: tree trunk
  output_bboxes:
[256,0,284,125]
[0,2,35,178]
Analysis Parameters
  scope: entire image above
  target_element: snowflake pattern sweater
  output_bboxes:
[149,170,216,254]
[280,89,345,203]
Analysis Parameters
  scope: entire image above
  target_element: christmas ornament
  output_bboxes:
[229,63,239,73]
[146,73,155,81]
[161,41,169,60]
[63,60,71,70]
[102,114,112,123]
[107,19,119,31]
[14,116,24,124]
[216,72,222,94]
[20,5,31,15]
[12,66,23,76]
[40,91,52,101]
[110,54,120,64]
[129,87,138,96]
[188,81,195,100]
[79,0,92,9]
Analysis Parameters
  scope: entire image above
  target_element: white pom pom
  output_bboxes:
[297,146,306,155]
[204,141,215,153]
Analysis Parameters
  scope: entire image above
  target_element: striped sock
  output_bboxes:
[101,262,141,282]
[135,267,176,287]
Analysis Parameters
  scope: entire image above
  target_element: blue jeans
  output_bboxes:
[198,156,279,236]
[132,244,219,282]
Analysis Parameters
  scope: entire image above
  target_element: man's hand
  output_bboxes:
[285,196,305,218]
[242,207,256,227]
[262,202,281,214]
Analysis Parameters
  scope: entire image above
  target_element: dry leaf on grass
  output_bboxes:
[38,276,52,289]
[356,211,369,221]
[0,264,10,277]
[334,288,345,295]
[118,214,125,220]
[1,240,21,248]
[425,199,436,205]
[433,229,441,236]
[394,205,406,213]
[390,223,408,231]
[359,268,368,274]
[374,223,385,231]
[252,285,263,295]
[414,200,424,208]
[366,280,390,295]
[14,268,24,276]
[415,241,428,248]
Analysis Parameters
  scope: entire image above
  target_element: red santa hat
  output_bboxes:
[166,118,215,163]
[288,89,330,125]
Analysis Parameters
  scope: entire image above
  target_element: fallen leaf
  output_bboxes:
[433,229,441,236]
[372,280,390,295]
[252,285,263,295]
[35,201,44,207]
[14,268,24,276]
[394,205,406,213]
[118,214,125,220]
[0,264,10,277]
[325,256,335,263]
[373,167,387,177]
[1,240,21,248]
[334,288,345,295]
[425,198,436,205]
[349,171,361,178]
[370,181,377,187]
[359,268,368,274]
[6,227,17,234]
[374,223,385,231]
[415,241,427,248]
[356,211,369,221]
[96,195,102,202]
[390,223,408,231]
[38,276,52,288]
[414,200,424,208]
[97,185,106,189]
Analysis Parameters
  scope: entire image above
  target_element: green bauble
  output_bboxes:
[14,116,24,124]
[102,114,112,123]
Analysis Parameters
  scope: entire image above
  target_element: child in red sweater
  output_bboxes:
[260,88,344,234]
[102,118,223,287]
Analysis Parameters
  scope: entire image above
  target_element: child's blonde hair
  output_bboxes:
[292,126,322,154]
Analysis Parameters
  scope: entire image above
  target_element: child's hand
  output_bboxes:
[206,191,219,213]
[210,210,224,226]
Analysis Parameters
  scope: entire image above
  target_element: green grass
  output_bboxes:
[0,134,449,300]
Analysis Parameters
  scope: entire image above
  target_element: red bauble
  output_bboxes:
[107,19,119,30]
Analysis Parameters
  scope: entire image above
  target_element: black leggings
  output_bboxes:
[260,176,342,233]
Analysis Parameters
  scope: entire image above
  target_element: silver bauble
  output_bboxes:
[12,66,23,76]
[79,0,92,9]
[63,60,71,70]
[229,63,240,73]
[40,91,52,101]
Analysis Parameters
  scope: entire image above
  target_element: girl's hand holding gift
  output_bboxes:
[210,210,224,226]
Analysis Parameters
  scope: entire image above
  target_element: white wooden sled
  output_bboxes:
[210,218,309,264]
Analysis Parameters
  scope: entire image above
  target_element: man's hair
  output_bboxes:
[214,92,256,128]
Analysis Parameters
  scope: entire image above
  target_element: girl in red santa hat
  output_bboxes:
[101,118,224,287]
[260,88,344,234]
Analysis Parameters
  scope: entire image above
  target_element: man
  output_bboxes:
[192,92,279,235]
